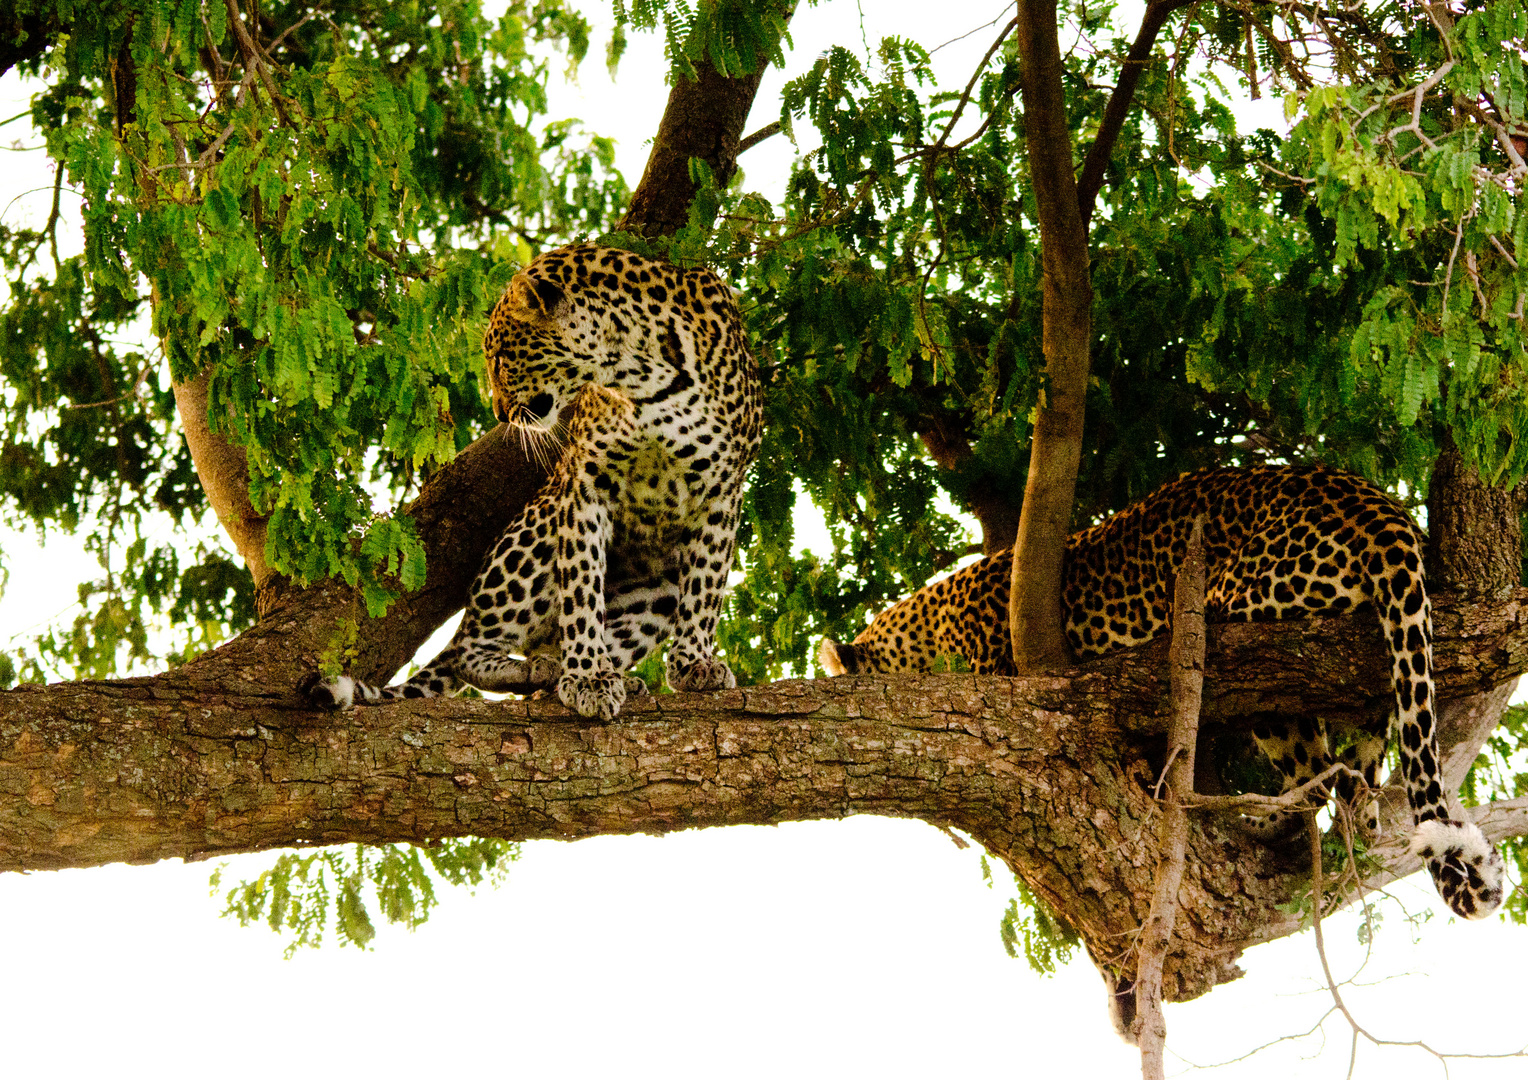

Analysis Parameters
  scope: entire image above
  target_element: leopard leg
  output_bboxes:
[1330,714,1386,842]
[664,489,743,694]
[1240,714,1333,838]
[598,576,675,692]
[547,391,641,720]
[549,489,628,719]
[308,495,563,708]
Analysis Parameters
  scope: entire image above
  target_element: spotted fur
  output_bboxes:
[820,465,1504,920]
[312,243,762,720]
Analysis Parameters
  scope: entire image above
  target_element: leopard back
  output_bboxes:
[820,464,1504,919]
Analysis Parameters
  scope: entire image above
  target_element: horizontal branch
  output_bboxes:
[5,584,1526,1007]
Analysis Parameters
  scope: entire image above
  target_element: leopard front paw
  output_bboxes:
[666,656,736,693]
[558,671,628,721]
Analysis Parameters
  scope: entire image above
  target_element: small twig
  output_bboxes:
[1489,234,1520,270]
[1308,816,1528,1070]
[737,120,781,156]
[224,0,292,128]
[1183,761,1354,812]
[45,159,63,273]
[1441,214,1468,318]
[1244,8,1316,92]
[924,16,1018,164]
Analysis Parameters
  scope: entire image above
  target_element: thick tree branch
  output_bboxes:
[917,419,1021,553]
[172,370,279,598]
[617,8,793,239]
[1428,442,1527,596]
[170,424,551,699]
[7,587,1527,1006]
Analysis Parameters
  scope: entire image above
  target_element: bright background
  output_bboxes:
[2,3,1526,1077]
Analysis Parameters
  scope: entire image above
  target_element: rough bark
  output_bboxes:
[1007,0,1094,671]
[7,586,1527,1005]
[1418,447,1527,820]
[1428,444,1527,596]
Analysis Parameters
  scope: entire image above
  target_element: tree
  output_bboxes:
[2,0,1527,1072]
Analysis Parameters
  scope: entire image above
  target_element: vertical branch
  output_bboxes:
[1007,0,1094,671]
[172,367,277,597]
[1133,518,1205,1076]
[1075,0,1195,225]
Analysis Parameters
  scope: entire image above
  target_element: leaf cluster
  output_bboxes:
[1,0,626,675]
[210,837,518,956]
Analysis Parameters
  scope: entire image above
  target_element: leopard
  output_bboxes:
[310,242,762,721]
[819,464,1505,921]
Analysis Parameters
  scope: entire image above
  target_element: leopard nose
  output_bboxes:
[493,399,510,423]
[526,393,555,420]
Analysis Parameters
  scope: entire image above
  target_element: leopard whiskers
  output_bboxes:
[512,417,563,473]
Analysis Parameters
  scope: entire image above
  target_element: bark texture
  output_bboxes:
[1008,0,1094,670]
[7,587,1527,1006]
[1428,445,1527,595]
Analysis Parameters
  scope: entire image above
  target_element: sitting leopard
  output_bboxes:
[312,243,762,720]
[819,464,1505,920]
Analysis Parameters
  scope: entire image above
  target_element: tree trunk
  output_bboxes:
[1428,444,1527,596]
[1007,0,1093,670]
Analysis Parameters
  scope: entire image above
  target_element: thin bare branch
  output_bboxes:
[1133,518,1205,1075]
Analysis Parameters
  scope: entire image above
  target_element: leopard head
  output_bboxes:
[483,268,584,431]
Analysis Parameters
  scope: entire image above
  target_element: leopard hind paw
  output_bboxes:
[667,656,735,693]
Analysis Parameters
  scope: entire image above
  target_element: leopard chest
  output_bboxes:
[603,436,716,551]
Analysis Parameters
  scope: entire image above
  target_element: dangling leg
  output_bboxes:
[1330,712,1387,842]
[1240,714,1334,838]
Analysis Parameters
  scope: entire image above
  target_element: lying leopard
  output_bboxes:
[312,243,762,720]
[820,464,1504,920]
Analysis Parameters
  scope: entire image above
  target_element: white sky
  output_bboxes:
[1,3,1526,1078]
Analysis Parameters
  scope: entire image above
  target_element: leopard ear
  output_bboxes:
[503,272,565,323]
[818,638,860,676]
